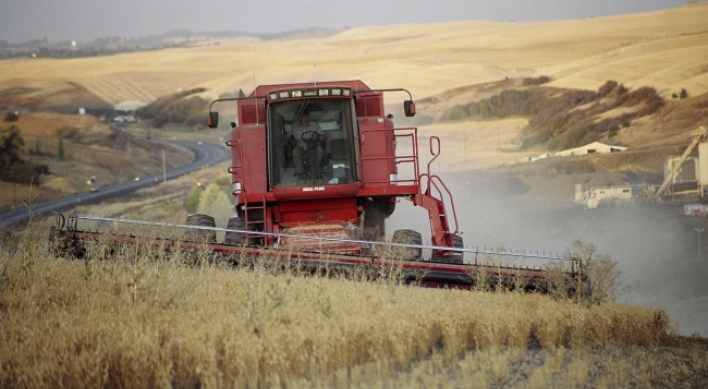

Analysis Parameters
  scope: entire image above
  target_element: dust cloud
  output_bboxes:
[386,169,708,337]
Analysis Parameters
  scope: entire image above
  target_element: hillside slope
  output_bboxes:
[1,3,706,108]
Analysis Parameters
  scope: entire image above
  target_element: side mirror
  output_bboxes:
[404,100,416,117]
[206,112,219,128]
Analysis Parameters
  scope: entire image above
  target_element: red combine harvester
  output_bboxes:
[51,80,584,292]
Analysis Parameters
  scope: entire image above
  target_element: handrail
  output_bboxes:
[419,173,459,235]
[358,126,420,186]
[421,136,459,235]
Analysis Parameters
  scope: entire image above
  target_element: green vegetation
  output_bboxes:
[0,125,48,184]
[672,88,689,99]
[183,185,203,214]
[521,75,551,86]
[443,80,665,150]
[196,182,232,229]
[1,224,706,388]
[4,111,20,122]
[137,88,207,129]
[58,138,65,160]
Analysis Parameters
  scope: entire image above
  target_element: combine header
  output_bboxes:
[51,80,584,292]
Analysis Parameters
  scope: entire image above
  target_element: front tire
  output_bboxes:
[184,214,216,243]
[391,229,423,261]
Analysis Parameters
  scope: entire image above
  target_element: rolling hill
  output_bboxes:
[1,3,706,173]
[1,3,706,106]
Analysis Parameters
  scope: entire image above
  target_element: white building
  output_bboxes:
[555,141,627,157]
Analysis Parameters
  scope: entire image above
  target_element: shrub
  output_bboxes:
[4,111,19,122]
[569,240,627,304]
[0,125,24,170]
[597,80,627,98]
[197,182,232,228]
[137,93,207,128]
[625,86,660,107]
[0,160,47,184]
[522,75,550,86]
[183,185,202,214]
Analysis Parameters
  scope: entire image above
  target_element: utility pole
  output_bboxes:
[162,150,167,182]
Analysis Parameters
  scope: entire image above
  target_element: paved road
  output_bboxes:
[0,140,230,228]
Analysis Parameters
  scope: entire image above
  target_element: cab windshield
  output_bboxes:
[268,98,357,188]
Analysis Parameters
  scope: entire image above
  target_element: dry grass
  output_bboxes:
[2,225,706,388]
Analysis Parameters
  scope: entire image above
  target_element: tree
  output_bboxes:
[183,185,202,213]
[4,111,19,122]
[58,138,65,160]
[0,125,25,171]
[680,88,688,99]
[196,182,232,229]
[0,125,47,183]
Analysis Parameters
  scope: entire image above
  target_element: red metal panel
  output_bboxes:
[272,182,361,201]
[355,93,383,117]
[231,126,267,198]
[359,119,392,187]
[239,99,266,125]
[278,198,357,226]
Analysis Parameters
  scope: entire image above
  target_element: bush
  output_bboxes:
[522,75,550,86]
[569,240,627,304]
[4,111,19,122]
[597,80,627,98]
[137,94,207,128]
[197,182,232,228]
[183,185,202,214]
[0,125,24,170]
[0,160,47,184]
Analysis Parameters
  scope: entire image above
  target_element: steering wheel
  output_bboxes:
[300,131,320,142]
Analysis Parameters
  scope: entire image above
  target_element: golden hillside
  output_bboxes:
[1,3,706,107]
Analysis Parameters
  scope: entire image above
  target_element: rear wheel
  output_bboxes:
[184,214,216,243]
[391,229,423,261]
[224,217,246,246]
[431,234,464,264]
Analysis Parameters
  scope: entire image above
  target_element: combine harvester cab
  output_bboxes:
[52,80,585,293]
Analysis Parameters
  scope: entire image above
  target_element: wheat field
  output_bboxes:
[2,224,706,389]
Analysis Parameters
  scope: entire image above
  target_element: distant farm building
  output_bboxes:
[555,141,627,157]
[114,100,148,112]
